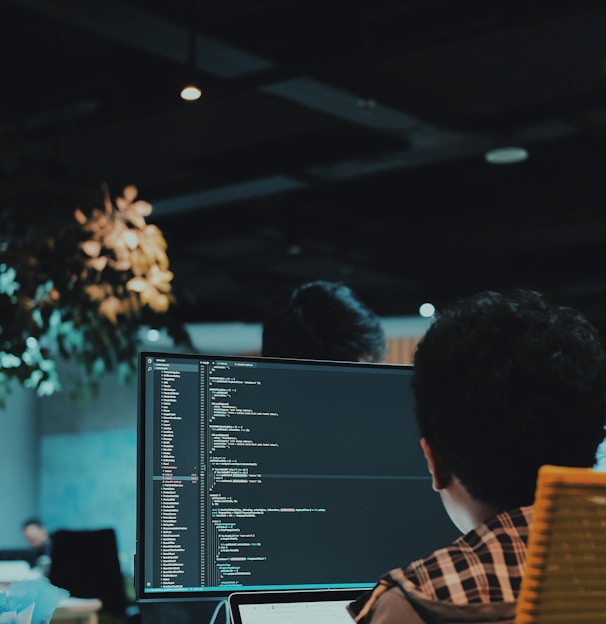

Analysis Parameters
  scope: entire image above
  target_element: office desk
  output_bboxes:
[52,597,103,624]
[0,560,39,584]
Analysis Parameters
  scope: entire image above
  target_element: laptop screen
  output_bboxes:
[228,589,361,624]
[135,352,458,601]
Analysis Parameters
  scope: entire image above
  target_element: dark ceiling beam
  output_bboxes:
[5,0,273,78]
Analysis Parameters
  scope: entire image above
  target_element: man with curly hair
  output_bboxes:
[349,289,606,624]
[262,280,386,362]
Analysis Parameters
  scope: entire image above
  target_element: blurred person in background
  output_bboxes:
[262,280,386,362]
[22,517,52,574]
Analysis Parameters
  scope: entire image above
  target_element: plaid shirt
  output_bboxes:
[397,506,532,605]
[349,508,532,623]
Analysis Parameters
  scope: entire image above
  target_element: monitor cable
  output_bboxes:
[208,598,229,624]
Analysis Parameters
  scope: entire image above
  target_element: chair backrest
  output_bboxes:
[515,465,606,624]
[48,528,128,616]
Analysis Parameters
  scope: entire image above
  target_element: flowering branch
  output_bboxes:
[0,182,189,408]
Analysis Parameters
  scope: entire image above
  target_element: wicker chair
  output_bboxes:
[516,465,606,624]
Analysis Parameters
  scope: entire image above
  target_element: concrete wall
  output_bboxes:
[0,381,39,548]
[37,368,138,573]
[34,321,265,573]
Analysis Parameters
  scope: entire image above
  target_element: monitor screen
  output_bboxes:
[135,352,458,602]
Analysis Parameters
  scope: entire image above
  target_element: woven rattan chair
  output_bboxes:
[516,464,606,624]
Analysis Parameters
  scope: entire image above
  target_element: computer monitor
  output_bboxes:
[135,352,458,603]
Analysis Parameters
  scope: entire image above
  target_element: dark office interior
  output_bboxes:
[3,0,606,330]
[2,2,606,624]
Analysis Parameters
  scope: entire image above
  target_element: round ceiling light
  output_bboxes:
[484,146,528,165]
[180,85,202,101]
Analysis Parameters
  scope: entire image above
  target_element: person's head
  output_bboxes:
[413,289,606,515]
[22,518,49,548]
[261,280,386,362]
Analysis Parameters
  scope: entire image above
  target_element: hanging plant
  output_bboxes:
[0,169,190,409]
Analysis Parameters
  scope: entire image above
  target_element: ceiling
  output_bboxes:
[3,0,606,334]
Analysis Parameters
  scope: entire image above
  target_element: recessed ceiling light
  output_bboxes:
[180,85,202,101]
[484,146,528,165]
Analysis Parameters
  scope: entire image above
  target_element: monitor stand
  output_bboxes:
[138,599,228,624]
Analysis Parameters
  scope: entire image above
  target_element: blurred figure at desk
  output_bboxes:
[21,517,52,575]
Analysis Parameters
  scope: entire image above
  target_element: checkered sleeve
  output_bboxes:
[400,507,531,605]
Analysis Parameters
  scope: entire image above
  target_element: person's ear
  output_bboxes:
[420,437,452,491]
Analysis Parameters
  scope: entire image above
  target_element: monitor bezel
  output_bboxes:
[134,351,415,603]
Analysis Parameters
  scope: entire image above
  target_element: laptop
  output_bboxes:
[228,589,365,624]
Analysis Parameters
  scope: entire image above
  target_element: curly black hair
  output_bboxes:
[412,289,606,510]
[262,280,386,362]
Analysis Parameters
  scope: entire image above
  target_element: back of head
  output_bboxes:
[413,289,606,510]
[261,280,386,362]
